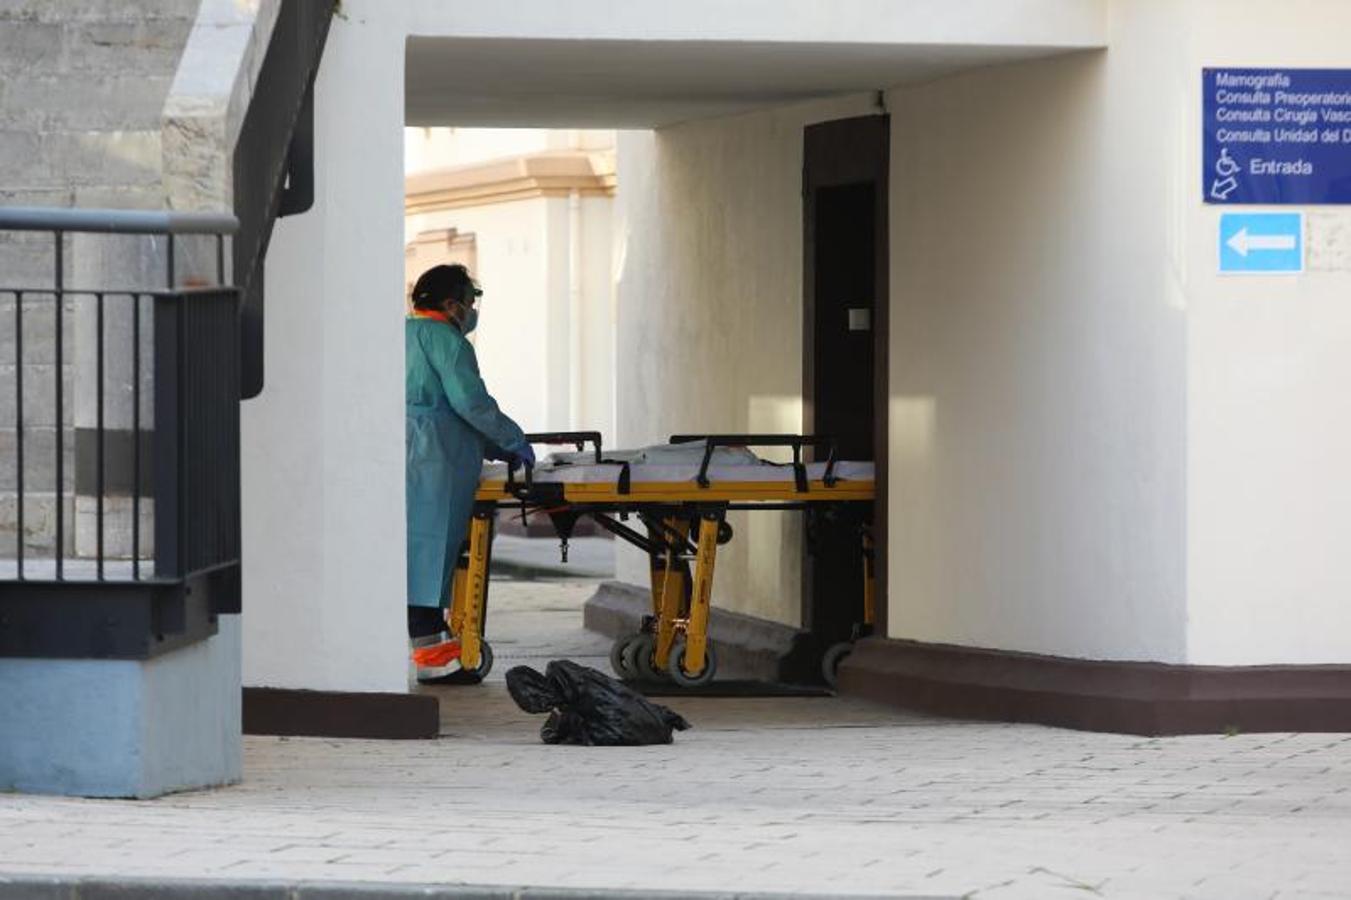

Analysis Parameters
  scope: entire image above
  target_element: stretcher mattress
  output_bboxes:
[479,459,874,485]
[477,442,873,502]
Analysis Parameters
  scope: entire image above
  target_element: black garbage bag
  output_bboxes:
[506,659,690,746]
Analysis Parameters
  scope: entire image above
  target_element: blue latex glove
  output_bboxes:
[516,444,536,468]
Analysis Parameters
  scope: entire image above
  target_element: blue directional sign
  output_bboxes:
[1219,212,1304,274]
[1204,68,1351,204]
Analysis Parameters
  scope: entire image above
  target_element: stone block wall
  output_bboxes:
[0,0,198,563]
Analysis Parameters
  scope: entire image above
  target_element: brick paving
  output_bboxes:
[1,577,1350,898]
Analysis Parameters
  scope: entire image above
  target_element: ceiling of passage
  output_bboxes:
[406,37,1089,128]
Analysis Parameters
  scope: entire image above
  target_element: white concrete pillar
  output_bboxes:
[241,8,408,693]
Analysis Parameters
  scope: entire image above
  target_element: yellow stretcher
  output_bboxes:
[447,433,875,687]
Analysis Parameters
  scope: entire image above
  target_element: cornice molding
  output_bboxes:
[406,150,616,215]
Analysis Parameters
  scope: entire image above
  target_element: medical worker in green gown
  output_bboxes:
[406,264,533,682]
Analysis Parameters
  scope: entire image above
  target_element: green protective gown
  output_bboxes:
[406,317,528,608]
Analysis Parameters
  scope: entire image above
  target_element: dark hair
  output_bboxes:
[411,264,476,311]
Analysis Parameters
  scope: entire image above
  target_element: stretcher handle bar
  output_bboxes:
[668,434,839,490]
[524,431,603,464]
[506,458,532,494]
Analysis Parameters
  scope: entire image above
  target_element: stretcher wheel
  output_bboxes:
[465,640,494,680]
[668,637,717,688]
[610,635,637,678]
[624,634,664,681]
[427,640,494,686]
[820,641,853,688]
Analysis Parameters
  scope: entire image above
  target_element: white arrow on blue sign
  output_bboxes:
[1219,212,1304,274]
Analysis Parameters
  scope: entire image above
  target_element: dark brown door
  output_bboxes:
[802,114,889,651]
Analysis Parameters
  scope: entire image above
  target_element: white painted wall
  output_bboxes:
[613,48,1186,648]
[579,195,617,439]
[1180,0,1351,665]
[614,93,879,626]
[241,11,407,692]
[245,0,1351,696]
[613,0,1351,667]
[885,0,1351,665]
[400,0,1105,48]
[255,0,1075,689]
[886,45,1189,663]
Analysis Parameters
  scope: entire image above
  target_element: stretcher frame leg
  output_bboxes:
[654,517,690,671]
[645,525,665,621]
[458,507,493,670]
[678,511,721,677]
[644,514,689,623]
[448,556,468,637]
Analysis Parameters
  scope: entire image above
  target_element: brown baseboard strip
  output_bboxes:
[838,637,1351,736]
[243,687,439,739]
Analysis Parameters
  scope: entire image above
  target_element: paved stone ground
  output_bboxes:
[2,576,1350,898]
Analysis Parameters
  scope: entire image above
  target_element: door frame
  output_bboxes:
[801,114,890,639]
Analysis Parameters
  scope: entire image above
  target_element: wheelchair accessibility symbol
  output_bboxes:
[1210,148,1240,201]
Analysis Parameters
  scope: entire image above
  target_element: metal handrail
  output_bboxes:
[234,0,336,399]
[2,206,237,585]
[0,206,237,236]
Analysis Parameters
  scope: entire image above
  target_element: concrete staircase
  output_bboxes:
[0,0,200,560]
